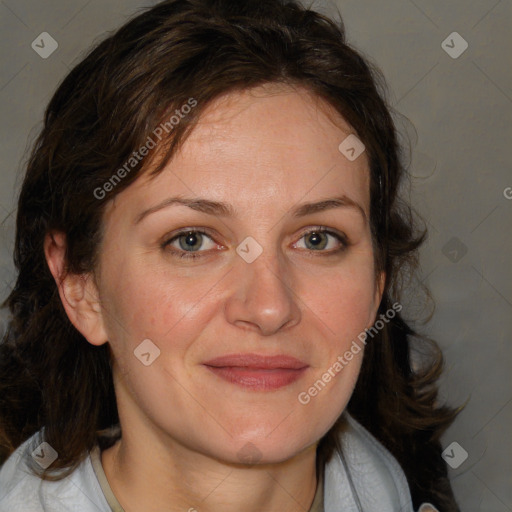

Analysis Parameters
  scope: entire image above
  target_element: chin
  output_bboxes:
[222,430,317,466]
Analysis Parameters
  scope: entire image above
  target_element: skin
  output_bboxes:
[45,83,384,512]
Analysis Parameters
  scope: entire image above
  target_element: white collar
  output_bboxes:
[323,413,414,511]
[0,415,438,512]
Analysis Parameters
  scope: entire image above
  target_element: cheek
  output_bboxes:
[298,263,378,344]
[99,254,221,353]
[295,269,374,426]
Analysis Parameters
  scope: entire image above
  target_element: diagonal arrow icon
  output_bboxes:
[441,32,468,59]
[31,32,58,59]
[236,236,262,263]
[442,441,468,469]
[134,339,161,366]
[31,442,58,469]
[338,134,365,161]
[442,236,467,263]
[237,442,263,465]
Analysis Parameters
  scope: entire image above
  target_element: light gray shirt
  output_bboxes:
[0,413,438,512]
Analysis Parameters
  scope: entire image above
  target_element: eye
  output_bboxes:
[162,229,220,259]
[162,226,348,261]
[294,227,348,254]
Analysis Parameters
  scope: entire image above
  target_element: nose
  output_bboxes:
[224,246,301,336]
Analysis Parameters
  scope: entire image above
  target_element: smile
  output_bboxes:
[202,353,309,391]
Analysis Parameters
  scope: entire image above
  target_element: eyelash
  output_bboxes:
[161,227,349,260]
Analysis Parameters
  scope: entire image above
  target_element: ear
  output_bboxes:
[44,231,108,346]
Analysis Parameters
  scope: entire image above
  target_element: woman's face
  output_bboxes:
[94,84,384,464]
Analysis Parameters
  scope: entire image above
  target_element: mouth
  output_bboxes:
[202,353,309,391]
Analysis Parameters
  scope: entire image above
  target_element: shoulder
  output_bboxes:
[324,413,415,512]
[0,431,110,512]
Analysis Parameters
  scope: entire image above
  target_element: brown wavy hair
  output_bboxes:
[0,0,460,509]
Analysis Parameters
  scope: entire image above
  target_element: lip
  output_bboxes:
[203,353,309,391]
[203,353,308,370]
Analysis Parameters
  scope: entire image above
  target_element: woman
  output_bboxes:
[0,0,460,510]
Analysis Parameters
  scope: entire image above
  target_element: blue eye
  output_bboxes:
[295,228,347,252]
[162,230,217,259]
[162,227,348,260]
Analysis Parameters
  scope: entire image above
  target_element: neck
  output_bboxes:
[102,431,319,512]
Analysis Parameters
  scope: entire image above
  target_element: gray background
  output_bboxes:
[0,0,510,510]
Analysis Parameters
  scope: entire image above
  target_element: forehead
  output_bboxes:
[183,83,365,170]
[108,84,371,221]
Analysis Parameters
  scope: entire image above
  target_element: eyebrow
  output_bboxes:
[134,195,367,224]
